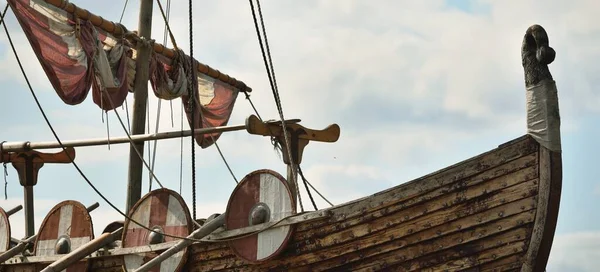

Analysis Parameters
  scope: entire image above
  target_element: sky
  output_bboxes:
[0,0,598,271]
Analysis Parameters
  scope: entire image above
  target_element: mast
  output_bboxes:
[126,0,154,212]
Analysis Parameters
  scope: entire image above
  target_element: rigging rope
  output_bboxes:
[0,140,7,200]
[148,0,173,192]
[246,1,335,210]
[1,1,329,244]
[118,0,129,23]
[298,166,333,207]
[119,0,132,133]
[188,0,197,221]
[0,5,205,241]
[249,0,304,212]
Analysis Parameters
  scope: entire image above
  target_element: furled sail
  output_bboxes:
[149,51,239,148]
[8,0,131,110]
[9,0,240,148]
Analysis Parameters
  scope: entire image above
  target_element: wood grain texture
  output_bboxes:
[4,135,561,272]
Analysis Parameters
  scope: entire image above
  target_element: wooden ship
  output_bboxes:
[0,0,562,271]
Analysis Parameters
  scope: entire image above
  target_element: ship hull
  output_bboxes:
[2,135,560,272]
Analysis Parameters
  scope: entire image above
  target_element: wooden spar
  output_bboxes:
[5,205,22,217]
[126,0,154,214]
[0,203,99,264]
[133,214,226,272]
[42,0,251,93]
[0,118,300,152]
[40,228,123,272]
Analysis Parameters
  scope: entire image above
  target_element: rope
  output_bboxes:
[119,0,132,134]
[2,2,323,245]
[156,0,177,49]
[148,0,173,192]
[298,165,333,207]
[179,98,184,195]
[0,140,7,200]
[164,0,175,128]
[0,6,201,242]
[298,167,317,210]
[146,96,152,187]
[2,163,6,201]
[249,0,304,212]
[124,99,131,133]
[118,0,129,23]
[213,141,238,183]
[188,0,197,221]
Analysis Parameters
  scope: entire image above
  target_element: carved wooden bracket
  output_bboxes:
[245,115,340,165]
[1,147,75,186]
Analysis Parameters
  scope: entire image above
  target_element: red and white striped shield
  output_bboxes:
[226,169,296,263]
[34,200,94,271]
[122,188,193,272]
[0,207,10,253]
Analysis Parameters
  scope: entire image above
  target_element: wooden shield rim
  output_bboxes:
[121,188,193,272]
[33,200,94,260]
[225,169,296,263]
[0,207,10,252]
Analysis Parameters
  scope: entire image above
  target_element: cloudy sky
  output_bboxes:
[0,0,598,270]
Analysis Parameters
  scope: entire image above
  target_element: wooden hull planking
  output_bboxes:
[22,134,556,272]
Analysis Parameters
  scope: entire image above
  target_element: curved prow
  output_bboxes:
[523,24,561,153]
[521,24,562,272]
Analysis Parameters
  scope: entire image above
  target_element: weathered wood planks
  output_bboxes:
[3,135,560,272]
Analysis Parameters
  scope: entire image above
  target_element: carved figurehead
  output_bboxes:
[522,24,561,153]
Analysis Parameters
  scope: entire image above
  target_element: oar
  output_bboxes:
[134,213,226,272]
[40,227,123,272]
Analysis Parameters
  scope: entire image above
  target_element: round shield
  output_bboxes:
[122,188,193,272]
[34,200,94,272]
[226,169,296,263]
[0,207,11,253]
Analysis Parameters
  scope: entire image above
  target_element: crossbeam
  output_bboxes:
[0,118,300,152]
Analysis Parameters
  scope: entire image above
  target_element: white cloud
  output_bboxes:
[0,1,598,268]
[547,231,600,272]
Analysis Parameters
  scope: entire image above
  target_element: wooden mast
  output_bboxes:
[126,0,153,212]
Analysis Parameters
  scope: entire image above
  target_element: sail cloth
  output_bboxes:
[149,51,240,148]
[10,0,240,147]
[183,71,239,148]
[150,52,188,100]
[8,0,131,110]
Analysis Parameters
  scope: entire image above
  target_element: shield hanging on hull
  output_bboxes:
[34,200,94,272]
[226,169,296,263]
[121,188,193,272]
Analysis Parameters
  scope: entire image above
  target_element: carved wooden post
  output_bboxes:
[520,24,562,272]
[0,147,75,238]
[245,115,340,209]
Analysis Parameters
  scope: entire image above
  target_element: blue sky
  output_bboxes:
[0,0,598,271]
